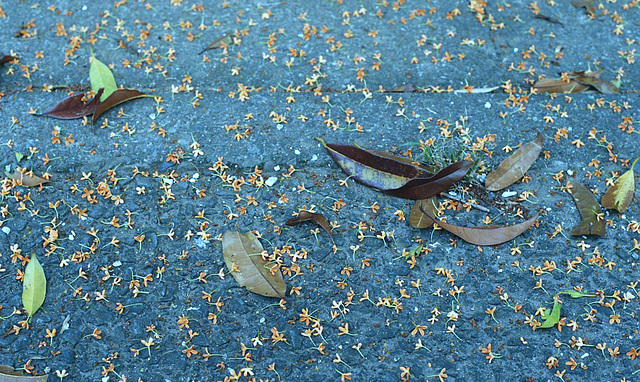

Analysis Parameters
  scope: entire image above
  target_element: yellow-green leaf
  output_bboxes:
[601,168,635,213]
[539,297,561,329]
[89,55,117,101]
[22,254,46,322]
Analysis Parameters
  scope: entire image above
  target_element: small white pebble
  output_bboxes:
[502,191,517,198]
[1,227,9,234]
[162,178,174,186]
[311,154,318,161]
[581,353,589,359]
[276,124,284,130]
[294,149,301,155]
[113,261,122,267]
[484,102,491,109]
[265,176,278,187]
[273,165,280,171]
[567,169,574,176]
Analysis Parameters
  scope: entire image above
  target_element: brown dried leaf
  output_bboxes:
[569,182,605,236]
[317,137,428,190]
[6,169,49,187]
[0,56,17,65]
[286,210,334,241]
[387,83,416,93]
[409,197,437,229]
[222,231,286,298]
[485,132,543,191]
[532,78,589,94]
[420,208,540,246]
[0,366,48,382]
[92,89,149,124]
[569,70,619,94]
[37,89,103,120]
[384,161,473,199]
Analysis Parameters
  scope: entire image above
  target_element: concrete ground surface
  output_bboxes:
[1,1,639,381]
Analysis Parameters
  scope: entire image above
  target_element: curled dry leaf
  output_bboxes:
[0,366,49,382]
[199,32,233,54]
[601,157,638,213]
[384,161,472,199]
[485,132,543,191]
[286,210,333,241]
[532,69,619,94]
[387,83,416,93]
[90,55,117,101]
[568,181,605,236]
[37,89,104,120]
[317,137,428,190]
[222,231,286,298]
[92,89,149,123]
[409,197,437,229]
[6,169,49,187]
[420,207,539,246]
[0,55,17,65]
[317,137,472,199]
[22,254,46,323]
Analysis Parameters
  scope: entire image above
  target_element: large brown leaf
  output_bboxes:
[222,231,286,298]
[532,70,618,94]
[485,132,543,191]
[199,32,233,54]
[409,197,437,228]
[569,70,619,94]
[92,89,149,123]
[420,207,539,246]
[316,137,429,190]
[569,182,605,236]
[37,89,103,120]
[384,160,472,199]
[286,210,333,241]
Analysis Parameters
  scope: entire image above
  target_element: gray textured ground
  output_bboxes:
[1,1,640,381]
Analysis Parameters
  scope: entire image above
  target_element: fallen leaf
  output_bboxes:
[601,157,638,213]
[199,32,233,54]
[384,160,473,199]
[6,169,49,187]
[531,78,589,94]
[89,55,117,101]
[534,14,563,25]
[222,231,286,298]
[0,56,17,65]
[22,254,46,323]
[409,197,437,228]
[571,0,596,16]
[539,297,562,329]
[37,89,104,120]
[559,290,596,298]
[316,137,429,190]
[92,89,149,123]
[286,210,333,241]
[569,182,605,236]
[420,208,539,246]
[485,132,543,191]
[569,70,619,94]
[0,366,49,382]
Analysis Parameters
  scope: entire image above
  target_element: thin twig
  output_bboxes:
[443,193,490,213]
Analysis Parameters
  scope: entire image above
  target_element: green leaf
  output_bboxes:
[22,254,46,322]
[89,55,117,101]
[14,151,24,162]
[559,290,596,298]
[539,298,561,329]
